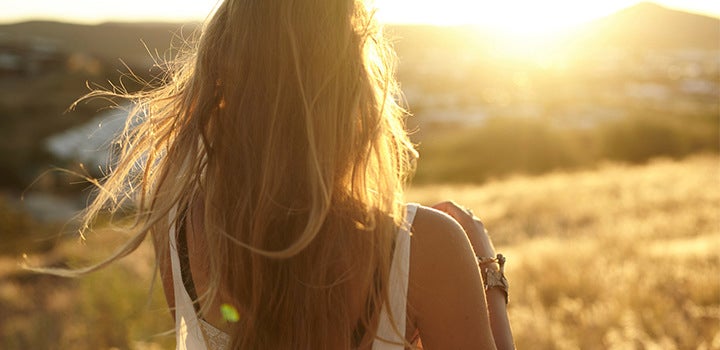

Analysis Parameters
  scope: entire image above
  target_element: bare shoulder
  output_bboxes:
[408,205,478,288]
[407,205,496,349]
[411,205,470,249]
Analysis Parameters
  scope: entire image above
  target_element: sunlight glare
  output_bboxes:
[374,0,635,35]
[373,0,642,65]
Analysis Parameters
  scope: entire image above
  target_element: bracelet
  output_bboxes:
[477,255,499,266]
[477,253,506,268]
[477,253,509,304]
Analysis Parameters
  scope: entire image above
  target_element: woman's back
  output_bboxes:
[162,203,422,349]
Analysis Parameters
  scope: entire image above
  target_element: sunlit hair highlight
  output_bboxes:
[54,0,417,348]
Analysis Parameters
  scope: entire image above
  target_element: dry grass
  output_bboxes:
[0,230,174,349]
[408,154,720,349]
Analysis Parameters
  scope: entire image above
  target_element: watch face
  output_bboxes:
[484,268,509,303]
[485,268,500,284]
[485,268,508,289]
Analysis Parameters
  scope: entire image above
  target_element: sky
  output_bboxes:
[1,0,719,35]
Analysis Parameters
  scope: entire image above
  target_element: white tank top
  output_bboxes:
[168,203,419,350]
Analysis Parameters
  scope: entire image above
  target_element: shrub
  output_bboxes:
[413,112,719,184]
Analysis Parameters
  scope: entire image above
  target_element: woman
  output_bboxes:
[69,0,514,348]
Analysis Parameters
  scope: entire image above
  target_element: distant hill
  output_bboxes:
[575,2,720,50]
[0,2,717,69]
[0,21,201,67]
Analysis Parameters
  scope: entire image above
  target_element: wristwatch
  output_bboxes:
[482,253,509,304]
[484,267,509,304]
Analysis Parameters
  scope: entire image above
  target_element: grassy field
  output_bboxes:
[1,155,718,349]
[409,154,720,350]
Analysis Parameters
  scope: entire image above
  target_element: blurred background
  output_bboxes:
[0,1,718,349]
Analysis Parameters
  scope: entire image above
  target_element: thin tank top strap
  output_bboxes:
[372,203,419,350]
[168,206,210,350]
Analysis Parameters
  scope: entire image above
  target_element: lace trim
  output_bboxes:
[200,320,231,350]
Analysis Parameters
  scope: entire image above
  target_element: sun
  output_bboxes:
[471,2,613,36]
[371,0,636,64]
[374,0,630,35]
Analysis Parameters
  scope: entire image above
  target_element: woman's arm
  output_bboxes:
[408,206,498,349]
[486,287,514,350]
[432,201,515,350]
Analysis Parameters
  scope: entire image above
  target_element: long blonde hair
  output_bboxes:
[63,0,416,348]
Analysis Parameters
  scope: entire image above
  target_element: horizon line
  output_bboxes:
[0,2,719,28]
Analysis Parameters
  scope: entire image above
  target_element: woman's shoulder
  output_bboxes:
[410,204,471,250]
[407,204,480,289]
